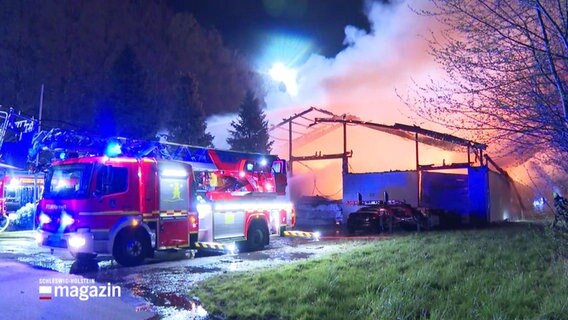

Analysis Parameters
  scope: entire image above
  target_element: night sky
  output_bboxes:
[170,0,370,62]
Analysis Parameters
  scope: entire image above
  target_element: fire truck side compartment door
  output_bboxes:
[213,208,245,240]
[158,215,189,248]
[157,172,190,248]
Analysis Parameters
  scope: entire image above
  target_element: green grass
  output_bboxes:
[190,224,568,320]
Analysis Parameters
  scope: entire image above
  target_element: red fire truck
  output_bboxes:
[35,139,297,266]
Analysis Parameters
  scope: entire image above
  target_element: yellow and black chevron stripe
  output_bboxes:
[283,230,317,238]
[194,242,231,250]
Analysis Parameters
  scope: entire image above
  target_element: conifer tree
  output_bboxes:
[227,90,273,153]
[169,74,214,146]
[107,46,156,139]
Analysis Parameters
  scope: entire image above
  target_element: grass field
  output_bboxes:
[190,224,568,320]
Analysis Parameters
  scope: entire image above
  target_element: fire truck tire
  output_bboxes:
[113,228,150,267]
[245,221,269,251]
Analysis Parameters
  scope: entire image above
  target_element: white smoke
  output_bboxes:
[207,1,463,198]
[210,0,435,139]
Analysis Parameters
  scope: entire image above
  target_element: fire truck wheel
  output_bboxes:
[245,221,269,251]
[113,228,150,267]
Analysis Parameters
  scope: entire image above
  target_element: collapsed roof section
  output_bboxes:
[269,107,487,174]
[269,107,341,150]
[269,107,486,152]
[313,117,487,152]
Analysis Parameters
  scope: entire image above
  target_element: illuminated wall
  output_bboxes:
[342,167,534,223]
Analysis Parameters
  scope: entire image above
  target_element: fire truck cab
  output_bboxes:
[36,156,198,266]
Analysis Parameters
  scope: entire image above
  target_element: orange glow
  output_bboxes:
[275,124,470,199]
[258,2,459,199]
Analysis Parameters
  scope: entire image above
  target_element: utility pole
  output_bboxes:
[342,116,348,174]
[32,84,44,230]
[288,119,293,176]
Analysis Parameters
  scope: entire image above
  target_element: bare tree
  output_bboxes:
[409,0,568,170]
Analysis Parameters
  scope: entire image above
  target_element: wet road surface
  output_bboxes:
[0,230,389,319]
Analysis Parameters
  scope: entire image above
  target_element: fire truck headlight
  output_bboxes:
[68,235,86,248]
[196,203,212,217]
[60,213,74,227]
[226,242,237,255]
[35,232,44,244]
[313,231,321,241]
[39,213,52,225]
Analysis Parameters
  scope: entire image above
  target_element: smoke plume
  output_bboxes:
[208,1,484,198]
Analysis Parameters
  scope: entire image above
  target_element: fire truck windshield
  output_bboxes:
[44,164,94,199]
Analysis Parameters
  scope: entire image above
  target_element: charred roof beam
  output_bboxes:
[311,117,487,151]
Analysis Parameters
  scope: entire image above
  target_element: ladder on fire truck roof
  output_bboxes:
[0,108,37,152]
[0,110,11,152]
[28,126,277,171]
[0,107,38,169]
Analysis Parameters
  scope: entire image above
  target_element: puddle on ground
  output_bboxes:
[17,254,72,273]
[127,284,209,320]
[152,266,222,275]
[273,252,313,260]
[238,252,270,261]
[239,251,313,261]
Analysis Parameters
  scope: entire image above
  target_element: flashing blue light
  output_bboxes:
[105,141,122,157]
[59,153,66,160]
